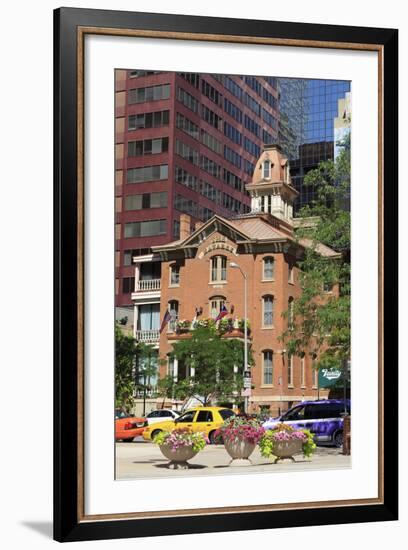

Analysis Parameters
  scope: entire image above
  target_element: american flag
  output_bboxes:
[159,310,171,333]
[215,304,228,322]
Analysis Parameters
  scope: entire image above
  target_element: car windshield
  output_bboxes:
[282,406,305,421]
[115,411,131,419]
[176,410,196,423]
[219,409,235,420]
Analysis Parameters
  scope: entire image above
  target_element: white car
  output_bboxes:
[144,409,180,426]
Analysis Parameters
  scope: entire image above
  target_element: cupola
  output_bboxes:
[245,144,298,222]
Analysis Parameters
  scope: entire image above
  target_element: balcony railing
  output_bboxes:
[137,279,161,292]
[135,329,160,343]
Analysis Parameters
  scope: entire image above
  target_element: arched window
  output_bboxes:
[209,296,226,319]
[262,295,274,327]
[263,350,274,385]
[210,255,227,282]
[288,354,294,387]
[169,263,180,286]
[288,297,294,330]
[300,355,306,388]
[168,300,179,332]
[312,357,318,388]
[263,160,271,179]
[288,262,294,284]
[263,256,275,280]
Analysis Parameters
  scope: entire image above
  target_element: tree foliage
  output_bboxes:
[168,326,251,405]
[280,133,351,371]
[115,323,157,411]
[115,323,138,411]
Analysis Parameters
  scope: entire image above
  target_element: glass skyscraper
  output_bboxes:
[277,78,351,210]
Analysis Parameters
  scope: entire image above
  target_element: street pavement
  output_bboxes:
[115,437,351,479]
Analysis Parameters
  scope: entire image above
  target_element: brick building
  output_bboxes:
[115,70,279,310]
[131,145,337,416]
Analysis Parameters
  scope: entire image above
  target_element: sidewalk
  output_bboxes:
[115,439,351,480]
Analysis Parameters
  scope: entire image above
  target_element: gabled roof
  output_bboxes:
[151,213,339,259]
[229,216,290,241]
[152,215,254,253]
[299,238,342,259]
[151,213,292,255]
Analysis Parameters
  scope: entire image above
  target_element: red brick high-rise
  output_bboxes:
[115,70,280,309]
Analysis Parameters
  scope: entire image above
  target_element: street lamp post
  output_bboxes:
[230,262,248,413]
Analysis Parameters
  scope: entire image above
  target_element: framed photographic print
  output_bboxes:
[54,7,398,542]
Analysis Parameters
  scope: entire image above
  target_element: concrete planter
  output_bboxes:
[224,439,256,467]
[159,444,199,469]
[272,439,303,464]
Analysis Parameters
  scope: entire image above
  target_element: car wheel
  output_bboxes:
[334,431,343,448]
[123,437,135,442]
[151,429,162,440]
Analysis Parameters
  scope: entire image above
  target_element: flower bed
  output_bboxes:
[175,317,251,335]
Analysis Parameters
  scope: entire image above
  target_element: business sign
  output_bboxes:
[318,368,343,388]
[243,370,252,389]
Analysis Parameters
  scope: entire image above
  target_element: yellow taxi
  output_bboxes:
[142,406,235,444]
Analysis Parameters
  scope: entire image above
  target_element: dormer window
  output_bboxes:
[263,160,271,179]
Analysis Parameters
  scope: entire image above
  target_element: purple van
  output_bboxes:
[262,399,351,447]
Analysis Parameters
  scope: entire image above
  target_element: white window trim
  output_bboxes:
[288,264,295,284]
[263,160,271,180]
[168,264,180,288]
[209,296,226,319]
[262,257,275,281]
[312,360,318,388]
[300,356,306,388]
[288,297,294,330]
[261,295,274,329]
[287,354,294,388]
[261,350,274,387]
[210,255,227,283]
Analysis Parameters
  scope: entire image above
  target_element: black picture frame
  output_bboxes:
[54,7,398,543]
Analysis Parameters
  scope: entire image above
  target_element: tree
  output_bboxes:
[156,375,191,407]
[134,342,159,415]
[168,326,250,405]
[115,323,157,412]
[280,133,351,372]
[115,323,138,412]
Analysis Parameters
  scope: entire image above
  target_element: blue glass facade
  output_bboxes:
[277,78,351,210]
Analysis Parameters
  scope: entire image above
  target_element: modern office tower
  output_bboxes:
[115,70,280,309]
[277,78,351,210]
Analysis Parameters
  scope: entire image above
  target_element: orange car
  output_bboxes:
[115,411,145,442]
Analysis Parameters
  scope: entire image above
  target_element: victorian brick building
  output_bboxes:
[131,145,337,415]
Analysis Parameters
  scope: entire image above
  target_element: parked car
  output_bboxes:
[262,399,351,447]
[115,411,146,442]
[144,409,180,426]
[142,406,235,444]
